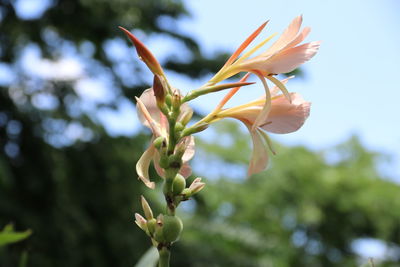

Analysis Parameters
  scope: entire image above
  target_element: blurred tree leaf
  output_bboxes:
[0,223,32,246]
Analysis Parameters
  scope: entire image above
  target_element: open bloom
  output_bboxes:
[136,88,195,189]
[213,82,310,176]
[211,16,320,83]
[209,16,319,132]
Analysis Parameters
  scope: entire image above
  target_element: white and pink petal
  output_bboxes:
[136,145,157,189]
[261,93,311,134]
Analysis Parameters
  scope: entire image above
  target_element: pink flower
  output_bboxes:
[215,81,311,175]
[136,88,195,189]
[234,16,320,76]
[208,16,319,132]
[211,16,320,82]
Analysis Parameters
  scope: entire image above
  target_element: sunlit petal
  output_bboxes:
[181,136,195,162]
[263,41,321,74]
[245,125,269,176]
[136,145,156,189]
[261,93,311,134]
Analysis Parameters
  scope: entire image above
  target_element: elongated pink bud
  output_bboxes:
[119,26,164,76]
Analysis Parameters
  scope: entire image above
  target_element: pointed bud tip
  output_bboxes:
[141,195,153,220]
[240,82,255,86]
[119,26,164,76]
[260,20,269,29]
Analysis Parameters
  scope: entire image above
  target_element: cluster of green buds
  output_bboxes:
[135,196,183,245]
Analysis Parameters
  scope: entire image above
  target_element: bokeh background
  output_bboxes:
[1,0,399,266]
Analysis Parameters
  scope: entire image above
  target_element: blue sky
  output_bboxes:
[170,0,400,179]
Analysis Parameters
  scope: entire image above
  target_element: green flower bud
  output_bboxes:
[153,226,165,243]
[141,196,153,220]
[175,122,184,137]
[147,218,157,235]
[179,109,193,126]
[153,136,165,149]
[135,213,147,231]
[159,154,169,169]
[168,154,182,170]
[153,215,165,243]
[181,122,209,137]
[165,94,172,107]
[172,174,186,195]
[153,74,166,107]
[181,188,191,198]
[171,91,181,112]
[162,215,183,243]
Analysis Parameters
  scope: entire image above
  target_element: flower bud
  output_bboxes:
[153,215,165,243]
[165,95,172,107]
[141,196,154,220]
[119,27,164,76]
[159,154,169,169]
[172,174,186,195]
[153,74,167,109]
[153,136,165,149]
[188,177,206,195]
[146,218,157,235]
[171,90,181,112]
[175,122,184,133]
[181,188,191,198]
[135,213,147,231]
[181,123,209,137]
[179,108,193,126]
[162,215,183,243]
[168,154,182,170]
[174,136,190,158]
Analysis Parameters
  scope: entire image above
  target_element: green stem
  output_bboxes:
[158,247,170,267]
[167,117,176,155]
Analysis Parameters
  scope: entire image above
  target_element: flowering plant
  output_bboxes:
[120,15,319,266]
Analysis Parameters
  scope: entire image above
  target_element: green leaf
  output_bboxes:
[0,224,32,247]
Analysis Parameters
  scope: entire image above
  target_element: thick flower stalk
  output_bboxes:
[121,15,319,267]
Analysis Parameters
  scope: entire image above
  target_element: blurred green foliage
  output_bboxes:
[0,0,399,266]
[0,223,31,247]
[173,122,400,266]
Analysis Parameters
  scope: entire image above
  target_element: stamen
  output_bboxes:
[215,73,251,110]
[259,130,276,155]
[234,33,277,64]
[265,75,292,103]
[252,71,271,131]
[224,21,269,67]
